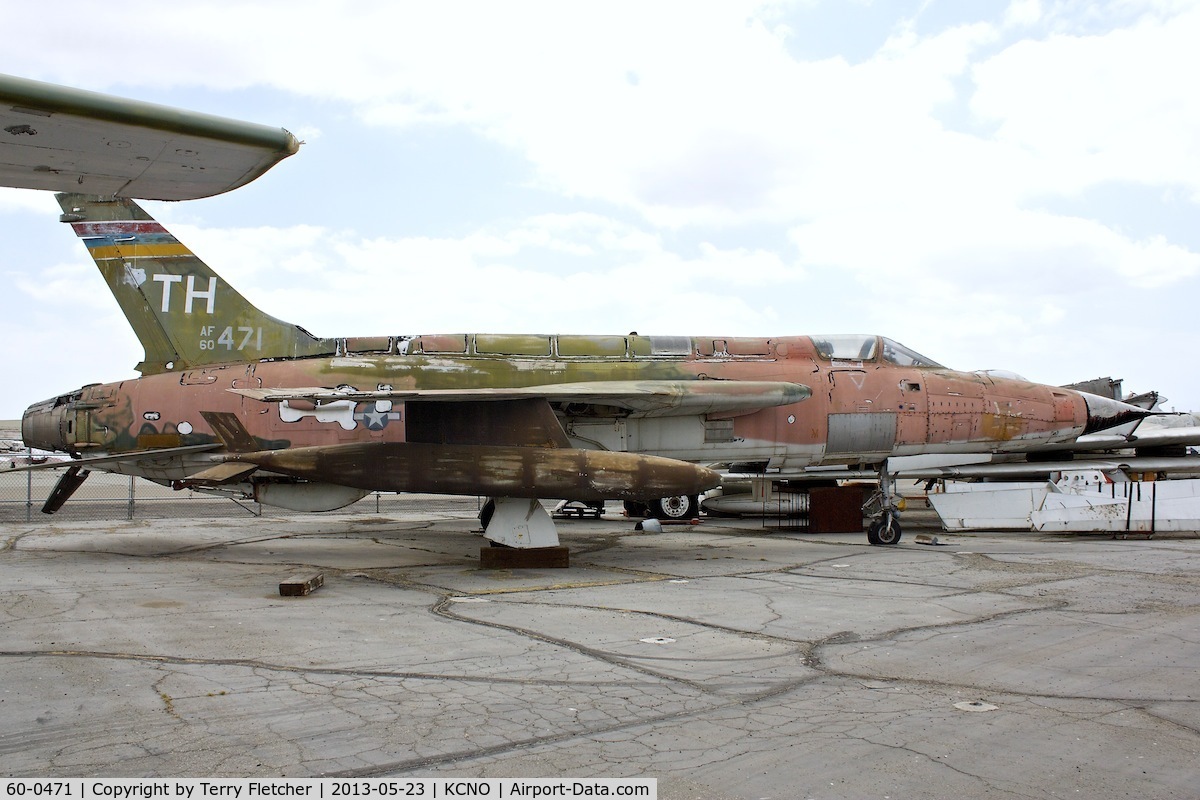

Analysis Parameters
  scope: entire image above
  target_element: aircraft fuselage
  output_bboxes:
[23,332,1111,498]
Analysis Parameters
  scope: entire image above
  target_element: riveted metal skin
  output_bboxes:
[20,195,1150,516]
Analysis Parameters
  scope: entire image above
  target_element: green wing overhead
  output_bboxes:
[0,73,298,200]
[56,193,338,375]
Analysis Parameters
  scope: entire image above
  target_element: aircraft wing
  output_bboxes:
[231,380,812,418]
[1060,424,1200,453]
[0,73,299,200]
[898,455,1200,480]
[736,454,1200,483]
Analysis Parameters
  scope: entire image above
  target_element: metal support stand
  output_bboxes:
[480,497,569,569]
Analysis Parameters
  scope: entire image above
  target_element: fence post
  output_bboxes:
[26,447,33,523]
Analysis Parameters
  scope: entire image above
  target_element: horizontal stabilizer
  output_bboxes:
[41,465,89,514]
[5,443,220,472]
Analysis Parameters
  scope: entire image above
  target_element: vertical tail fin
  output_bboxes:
[56,193,336,374]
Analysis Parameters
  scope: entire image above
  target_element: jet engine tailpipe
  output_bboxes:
[21,392,79,453]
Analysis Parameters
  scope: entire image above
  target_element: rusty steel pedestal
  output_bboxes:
[480,546,570,569]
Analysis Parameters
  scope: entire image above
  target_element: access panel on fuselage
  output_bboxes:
[926,373,988,443]
[822,366,929,458]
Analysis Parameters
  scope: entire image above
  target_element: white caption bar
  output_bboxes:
[1,780,656,800]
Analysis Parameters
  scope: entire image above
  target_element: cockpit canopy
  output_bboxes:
[809,335,944,368]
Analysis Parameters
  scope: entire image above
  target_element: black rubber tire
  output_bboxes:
[875,516,902,546]
[649,495,697,520]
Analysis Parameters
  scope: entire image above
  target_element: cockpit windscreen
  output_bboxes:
[810,335,943,368]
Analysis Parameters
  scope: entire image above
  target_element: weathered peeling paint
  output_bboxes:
[26,332,1107,475]
[475,333,553,356]
[557,335,628,358]
[19,197,1154,512]
[233,441,720,501]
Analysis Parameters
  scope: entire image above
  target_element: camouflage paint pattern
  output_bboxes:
[21,195,1133,510]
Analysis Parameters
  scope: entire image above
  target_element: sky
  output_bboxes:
[1,0,1198,420]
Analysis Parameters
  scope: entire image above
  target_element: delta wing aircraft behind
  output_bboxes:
[2,74,1154,549]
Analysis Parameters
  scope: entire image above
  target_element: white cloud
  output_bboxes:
[203,213,807,338]
[1,1,1199,415]
[971,4,1200,193]
[0,188,51,214]
[1004,0,1043,28]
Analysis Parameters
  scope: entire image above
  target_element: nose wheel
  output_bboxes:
[863,461,903,546]
[866,511,902,546]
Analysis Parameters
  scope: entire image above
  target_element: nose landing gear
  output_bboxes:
[866,509,902,545]
[863,461,902,546]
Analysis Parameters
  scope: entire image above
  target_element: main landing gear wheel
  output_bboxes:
[649,494,698,520]
[867,515,902,546]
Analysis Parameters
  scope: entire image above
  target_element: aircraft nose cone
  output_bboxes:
[1080,392,1155,435]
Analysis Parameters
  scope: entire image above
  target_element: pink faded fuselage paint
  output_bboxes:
[22,194,1146,516]
[31,333,1092,475]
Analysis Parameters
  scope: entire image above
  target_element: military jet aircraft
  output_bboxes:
[2,74,1153,549]
[18,193,1152,547]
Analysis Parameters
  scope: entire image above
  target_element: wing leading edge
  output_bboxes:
[0,73,299,200]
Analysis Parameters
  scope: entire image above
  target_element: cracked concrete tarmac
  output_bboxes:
[1,506,1198,799]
